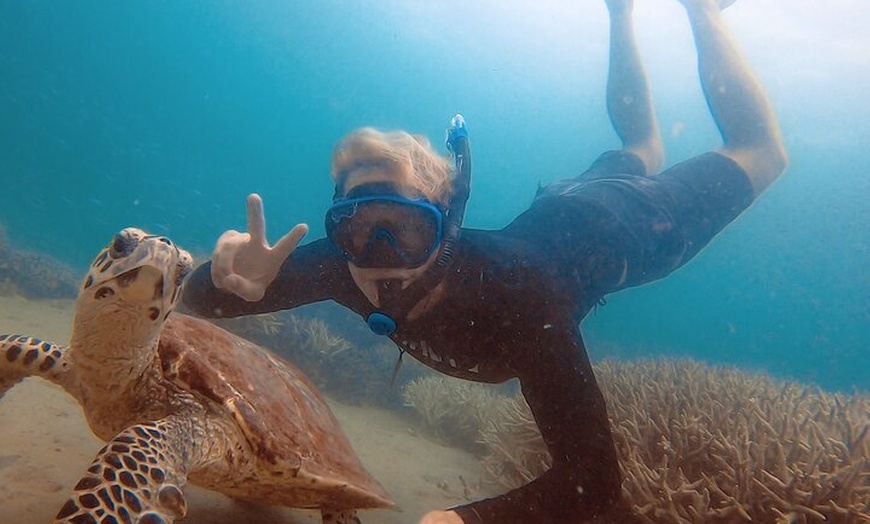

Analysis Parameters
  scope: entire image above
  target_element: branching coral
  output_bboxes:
[407,358,870,523]
[478,392,550,487]
[288,316,353,357]
[599,359,870,523]
[253,312,284,337]
[403,376,507,451]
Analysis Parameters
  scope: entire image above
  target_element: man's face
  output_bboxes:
[337,167,441,306]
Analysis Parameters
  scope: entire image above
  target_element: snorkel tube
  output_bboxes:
[365,114,472,337]
[437,114,472,269]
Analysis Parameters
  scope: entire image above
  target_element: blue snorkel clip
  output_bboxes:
[446,114,468,153]
[367,312,397,336]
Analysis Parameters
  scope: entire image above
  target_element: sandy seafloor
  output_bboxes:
[0,295,498,523]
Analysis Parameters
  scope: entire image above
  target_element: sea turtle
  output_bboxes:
[0,227,394,523]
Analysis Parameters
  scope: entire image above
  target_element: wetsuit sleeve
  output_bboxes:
[180,238,346,318]
[452,324,622,523]
[504,151,755,297]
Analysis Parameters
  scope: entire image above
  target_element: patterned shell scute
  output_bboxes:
[157,314,393,509]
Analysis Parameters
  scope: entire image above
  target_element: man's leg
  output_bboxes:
[605,0,664,175]
[680,0,788,195]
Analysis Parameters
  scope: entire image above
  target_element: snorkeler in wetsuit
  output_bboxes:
[182,0,787,522]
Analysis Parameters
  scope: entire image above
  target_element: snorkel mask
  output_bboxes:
[326,115,471,338]
[325,189,445,269]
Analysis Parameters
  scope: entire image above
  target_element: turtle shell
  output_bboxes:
[157,313,394,510]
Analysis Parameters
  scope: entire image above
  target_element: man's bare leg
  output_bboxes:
[680,0,788,195]
[605,0,664,174]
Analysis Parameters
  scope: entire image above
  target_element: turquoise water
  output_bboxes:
[1,1,867,391]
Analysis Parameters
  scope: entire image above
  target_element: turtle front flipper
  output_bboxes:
[0,334,72,400]
[54,416,199,524]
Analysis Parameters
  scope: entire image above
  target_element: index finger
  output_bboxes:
[246,193,267,244]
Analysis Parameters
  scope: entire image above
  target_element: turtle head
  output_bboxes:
[77,228,193,334]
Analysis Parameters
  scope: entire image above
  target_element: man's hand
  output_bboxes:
[211,193,308,302]
[419,510,464,524]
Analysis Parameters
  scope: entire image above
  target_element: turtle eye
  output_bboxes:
[175,262,191,287]
[110,231,138,259]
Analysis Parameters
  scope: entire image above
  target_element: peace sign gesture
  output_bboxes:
[210,194,309,302]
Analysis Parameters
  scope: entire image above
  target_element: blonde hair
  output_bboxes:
[331,128,454,207]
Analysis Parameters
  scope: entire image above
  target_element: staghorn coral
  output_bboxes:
[287,316,354,357]
[602,359,870,523]
[408,358,870,523]
[477,390,551,488]
[254,312,284,336]
[402,376,506,451]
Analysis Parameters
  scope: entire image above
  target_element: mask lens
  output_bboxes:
[326,196,442,268]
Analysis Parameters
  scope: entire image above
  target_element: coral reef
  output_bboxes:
[407,358,870,523]
[476,390,551,488]
[402,376,507,452]
[0,225,79,299]
[605,359,869,523]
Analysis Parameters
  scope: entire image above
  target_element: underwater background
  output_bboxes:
[0,0,867,391]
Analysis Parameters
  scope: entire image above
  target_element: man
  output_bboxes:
[182,0,786,521]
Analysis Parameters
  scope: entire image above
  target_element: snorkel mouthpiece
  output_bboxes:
[367,312,397,336]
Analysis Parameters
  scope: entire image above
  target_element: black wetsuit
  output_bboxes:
[182,150,754,523]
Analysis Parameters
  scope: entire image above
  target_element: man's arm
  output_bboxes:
[452,326,622,523]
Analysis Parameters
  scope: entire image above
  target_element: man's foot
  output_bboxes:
[677,0,736,11]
